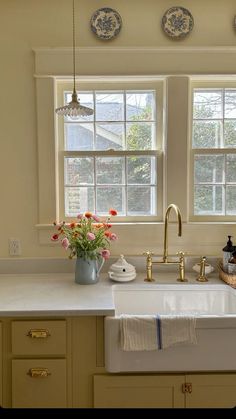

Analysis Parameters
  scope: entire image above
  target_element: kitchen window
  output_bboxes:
[56,81,164,221]
[190,86,236,221]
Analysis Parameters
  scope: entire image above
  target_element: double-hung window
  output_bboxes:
[56,80,164,221]
[190,85,236,221]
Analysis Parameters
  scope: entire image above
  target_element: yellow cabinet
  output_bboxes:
[12,359,67,408]
[0,323,2,407]
[94,373,236,408]
[10,319,68,408]
[94,374,185,408]
[185,374,236,408]
[1,315,236,408]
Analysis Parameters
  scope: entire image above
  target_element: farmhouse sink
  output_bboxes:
[105,283,236,372]
[112,283,236,315]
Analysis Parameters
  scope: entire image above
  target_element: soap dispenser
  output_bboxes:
[222,236,235,273]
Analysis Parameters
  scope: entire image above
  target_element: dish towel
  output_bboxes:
[120,314,197,351]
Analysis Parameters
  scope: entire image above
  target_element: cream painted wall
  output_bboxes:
[0,0,236,258]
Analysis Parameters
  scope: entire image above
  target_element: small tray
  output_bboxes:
[218,261,236,288]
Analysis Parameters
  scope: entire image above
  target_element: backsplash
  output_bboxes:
[0,256,220,275]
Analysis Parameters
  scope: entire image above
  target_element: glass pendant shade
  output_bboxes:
[56,89,93,117]
[55,0,93,117]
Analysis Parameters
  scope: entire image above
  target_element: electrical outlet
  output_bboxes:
[9,238,21,256]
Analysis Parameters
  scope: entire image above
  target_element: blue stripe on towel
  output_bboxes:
[156,315,162,350]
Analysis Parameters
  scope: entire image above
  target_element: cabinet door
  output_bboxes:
[0,323,2,407]
[185,374,236,408]
[12,359,67,408]
[94,375,184,408]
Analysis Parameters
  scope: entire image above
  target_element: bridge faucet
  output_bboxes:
[143,204,188,282]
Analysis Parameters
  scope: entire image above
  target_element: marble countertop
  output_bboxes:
[0,270,229,317]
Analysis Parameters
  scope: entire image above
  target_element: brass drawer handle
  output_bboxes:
[27,329,51,339]
[27,368,51,378]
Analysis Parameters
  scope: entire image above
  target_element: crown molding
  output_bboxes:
[33,46,236,77]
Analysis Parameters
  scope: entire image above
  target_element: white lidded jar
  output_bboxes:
[108,254,136,282]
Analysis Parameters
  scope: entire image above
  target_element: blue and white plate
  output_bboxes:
[162,6,194,39]
[90,7,122,40]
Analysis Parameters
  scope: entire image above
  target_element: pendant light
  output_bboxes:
[55,0,93,117]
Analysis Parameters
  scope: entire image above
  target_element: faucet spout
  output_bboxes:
[163,204,182,263]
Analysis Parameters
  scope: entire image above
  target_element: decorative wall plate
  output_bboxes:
[90,7,122,40]
[162,6,194,39]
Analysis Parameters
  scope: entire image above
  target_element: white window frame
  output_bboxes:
[56,79,165,222]
[34,45,236,255]
[189,80,236,222]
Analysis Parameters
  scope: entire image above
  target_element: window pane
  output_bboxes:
[226,154,236,183]
[64,158,94,185]
[96,93,124,121]
[96,186,125,215]
[192,121,222,148]
[96,157,125,184]
[224,90,236,118]
[61,88,158,218]
[127,156,156,184]
[64,92,94,122]
[95,123,125,150]
[224,120,236,148]
[128,186,156,215]
[127,122,155,150]
[194,185,223,215]
[193,90,222,119]
[126,92,155,121]
[65,123,94,151]
[65,187,95,217]
[226,186,236,214]
[194,155,224,183]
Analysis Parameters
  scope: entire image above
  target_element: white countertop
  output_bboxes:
[0,270,229,317]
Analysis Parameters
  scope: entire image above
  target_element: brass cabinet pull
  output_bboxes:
[27,368,51,378]
[182,383,192,393]
[27,329,51,339]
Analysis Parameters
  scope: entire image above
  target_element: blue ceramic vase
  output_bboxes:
[75,252,104,285]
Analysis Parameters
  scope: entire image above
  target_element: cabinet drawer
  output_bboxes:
[12,359,67,408]
[12,320,66,355]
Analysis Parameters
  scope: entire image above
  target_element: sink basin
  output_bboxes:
[105,283,236,372]
[113,283,236,315]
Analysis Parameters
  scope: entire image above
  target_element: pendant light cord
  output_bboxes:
[72,0,76,96]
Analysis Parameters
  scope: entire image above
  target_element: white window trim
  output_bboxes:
[34,45,236,255]
[56,80,164,222]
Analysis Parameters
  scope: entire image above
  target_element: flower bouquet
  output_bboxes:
[51,209,118,284]
[51,208,118,260]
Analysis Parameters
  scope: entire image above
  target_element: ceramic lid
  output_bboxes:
[109,255,136,274]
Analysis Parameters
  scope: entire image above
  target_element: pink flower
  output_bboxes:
[101,249,110,259]
[51,234,59,241]
[61,238,70,250]
[92,214,100,222]
[110,233,118,241]
[87,232,95,241]
[77,213,83,220]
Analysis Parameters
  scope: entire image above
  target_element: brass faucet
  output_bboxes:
[196,256,208,282]
[144,204,188,282]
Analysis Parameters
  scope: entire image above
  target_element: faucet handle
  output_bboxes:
[177,251,188,282]
[143,251,154,258]
[196,256,208,282]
